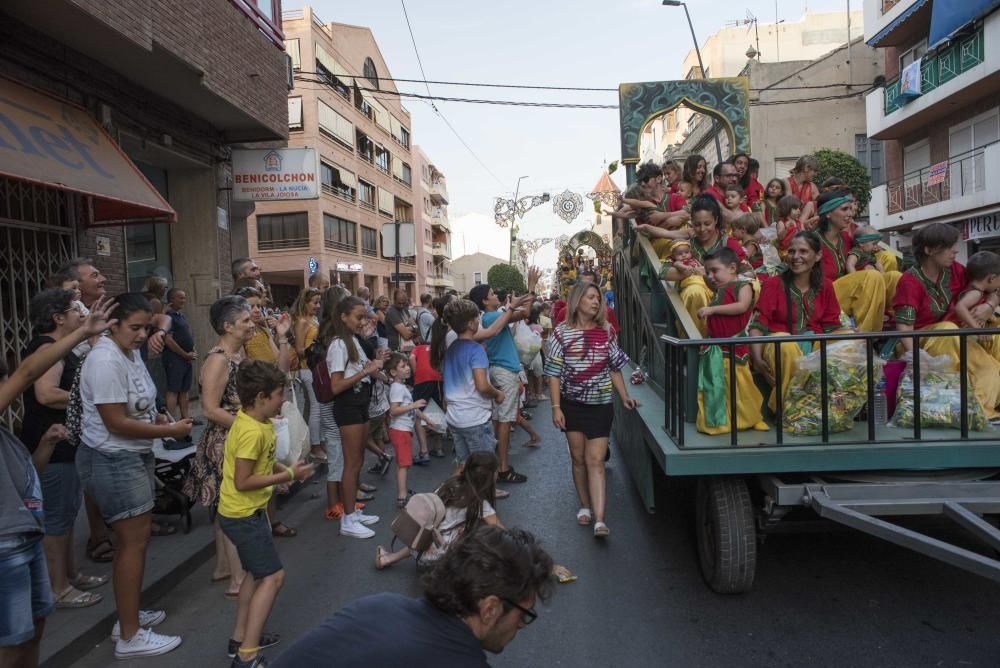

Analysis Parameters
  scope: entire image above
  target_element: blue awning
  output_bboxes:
[866,0,931,47]
[929,0,1000,47]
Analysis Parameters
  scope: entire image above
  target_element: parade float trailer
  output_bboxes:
[614,79,1000,594]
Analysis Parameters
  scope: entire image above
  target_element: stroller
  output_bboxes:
[153,438,196,534]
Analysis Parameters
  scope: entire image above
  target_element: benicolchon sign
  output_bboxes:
[232,148,319,201]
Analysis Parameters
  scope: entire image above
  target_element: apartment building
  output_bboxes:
[864,0,1000,258]
[414,146,453,296]
[251,6,418,305]
[0,0,289,430]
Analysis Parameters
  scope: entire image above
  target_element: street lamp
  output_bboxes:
[494,176,550,263]
[662,0,724,165]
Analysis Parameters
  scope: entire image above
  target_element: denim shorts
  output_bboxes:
[450,422,497,465]
[76,446,155,524]
[39,462,83,535]
[0,536,54,646]
[218,510,282,579]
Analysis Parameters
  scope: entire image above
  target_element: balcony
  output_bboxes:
[430,207,449,231]
[869,141,1000,231]
[324,239,357,253]
[258,237,309,251]
[867,18,998,139]
[430,179,449,205]
[865,0,931,48]
[432,242,451,259]
[427,273,454,288]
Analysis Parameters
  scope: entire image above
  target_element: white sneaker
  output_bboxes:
[114,627,182,659]
[340,513,375,539]
[354,509,380,526]
[111,610,166,641]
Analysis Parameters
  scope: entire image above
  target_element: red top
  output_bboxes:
[703,185,724,203]
[706,279,752,359]
[786,175,817,204]
[667,193,688,212]
[893,263,967,330]
[552,299,567,326]
[751,275,842,335]
[744,178,764,205]
[818,230,855,282]
[669,181,679,194]
[411,344,441,384]
[945,288,987,325]
[778,219,805,251]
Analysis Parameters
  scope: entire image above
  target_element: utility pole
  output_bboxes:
[394,218,401,291]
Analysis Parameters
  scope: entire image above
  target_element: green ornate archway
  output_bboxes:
[561,229,611,258]
[619,78,751,184]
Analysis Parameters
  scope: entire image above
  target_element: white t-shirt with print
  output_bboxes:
[388,382,415,432]
[419,501,496,563]
[80,336,158,452]
[326,336,371,384]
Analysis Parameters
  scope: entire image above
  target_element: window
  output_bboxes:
[354,85,373,119]
[375,145,390,174]
[394,198,413,223]
[257,212,309,251]
[364,57,379,89]
[288,98,303,131]
[318,100,354,149]
[400,127,410,149]
[392,157,412,186]
[356,131,374,164]
[286,39,301,70]
[390,117,410,149]
[361,226,379,257]
[949,108,999,196]
[315,44,350,99]
[321,162,357,202]
[359,180,376,211]
[474,272,482,285]
[855,134,884,187]
[323,214,357,252]
[899,39,927,71]
[377,187,394,216]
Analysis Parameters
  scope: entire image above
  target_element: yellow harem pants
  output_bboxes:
[678,276,713,336]
[760,332,807,413]
[914,321,1000,420]
[877,249,898,272]
[696,358,769,435]
[832,270,901,333]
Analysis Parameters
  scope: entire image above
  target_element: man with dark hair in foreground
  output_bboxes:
[271,526,553,666]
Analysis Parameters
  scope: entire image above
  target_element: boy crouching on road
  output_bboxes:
[219,360,314,667]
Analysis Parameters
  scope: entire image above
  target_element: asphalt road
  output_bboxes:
[72,405,1000,667]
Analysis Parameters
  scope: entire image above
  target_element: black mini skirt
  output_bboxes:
[560,398,614,439]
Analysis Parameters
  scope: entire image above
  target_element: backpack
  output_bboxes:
[64,352,87,448]
[390,492,447,553]
[306,340,335,404]
[416,308,434,343]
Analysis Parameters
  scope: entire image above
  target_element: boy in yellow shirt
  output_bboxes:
[218,360,313,667]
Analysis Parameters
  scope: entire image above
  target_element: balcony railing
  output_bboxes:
[322,184,355,203]
[361,246,378,258]
[884,24,985,115]
[258,237,309,251]
[430,179,449,203]
[324,239,357,253]
[359,199,376,212]
[886,141,997,214]
[432,242,450,257]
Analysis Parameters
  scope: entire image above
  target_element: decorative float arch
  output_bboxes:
[561,229,612,258]
[619,78,751,184]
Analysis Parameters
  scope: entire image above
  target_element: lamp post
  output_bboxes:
[509,176,529,265]
[662,0,724,165]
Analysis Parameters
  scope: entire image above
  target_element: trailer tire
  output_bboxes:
[696,476,756,594]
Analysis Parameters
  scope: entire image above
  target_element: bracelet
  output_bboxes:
[279,339,289,345]
[551,405,560,409]
[287,468,295,482]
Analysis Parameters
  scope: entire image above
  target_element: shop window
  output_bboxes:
[126,162,172,291]
[257,212,309,251]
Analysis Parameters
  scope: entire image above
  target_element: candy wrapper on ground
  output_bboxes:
[889,353,988,431]
[783,340,883,435]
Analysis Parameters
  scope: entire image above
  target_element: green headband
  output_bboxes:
[818,195,852,216]
[855,233,881,243]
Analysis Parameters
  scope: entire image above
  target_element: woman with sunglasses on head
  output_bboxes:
[77,293,193,659]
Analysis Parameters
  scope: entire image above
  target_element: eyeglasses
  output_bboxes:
[501,598,537,625]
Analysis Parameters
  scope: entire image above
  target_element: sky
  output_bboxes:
[300,0,860,269]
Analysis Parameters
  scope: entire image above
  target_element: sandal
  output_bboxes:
[55,585,103,609]
[495,489,511,499]
[151,522,176,537]
[70,573,108,591]
[576,508,593,526]
[375,545,389,570]
[356,491,375,502]
[359,482,377,493]
[86,538,114,563]
[524,437,541,448]
[271,521,297,538]
[593,522,610,538]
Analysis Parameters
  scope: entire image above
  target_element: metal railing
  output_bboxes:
[322,184,355,203]
[661,328,999,449]
[323,239,357,253]
[258,237,308,251]
[886,141,997,213]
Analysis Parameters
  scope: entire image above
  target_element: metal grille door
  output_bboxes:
[0,177,77,431]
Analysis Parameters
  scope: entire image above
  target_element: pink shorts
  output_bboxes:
[388,429,413,467]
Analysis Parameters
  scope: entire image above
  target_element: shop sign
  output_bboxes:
[308,256,318,273]
[336,262,363,273]
[963,210,1000,240]
[390,272,417,283]
[232,148,319,201]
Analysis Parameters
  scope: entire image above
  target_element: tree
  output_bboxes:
[813,148,873,213]
[487,264,526,293]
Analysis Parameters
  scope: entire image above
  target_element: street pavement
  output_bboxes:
[70,403,999,667]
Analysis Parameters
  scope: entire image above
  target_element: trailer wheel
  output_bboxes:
[696,477,757,594]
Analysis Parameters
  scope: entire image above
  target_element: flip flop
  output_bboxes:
[151,522,176,537]
[70,573,108,591]
[524,438,541,448]
[271,522,297,538]
[55,585,103,609]
[495,489,511,499]
[375,545,389,570]
[86,538,114,563]
[359,483,377,493]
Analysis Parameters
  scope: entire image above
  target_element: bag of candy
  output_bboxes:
[783,340,882,435]
[889,352,988,431]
